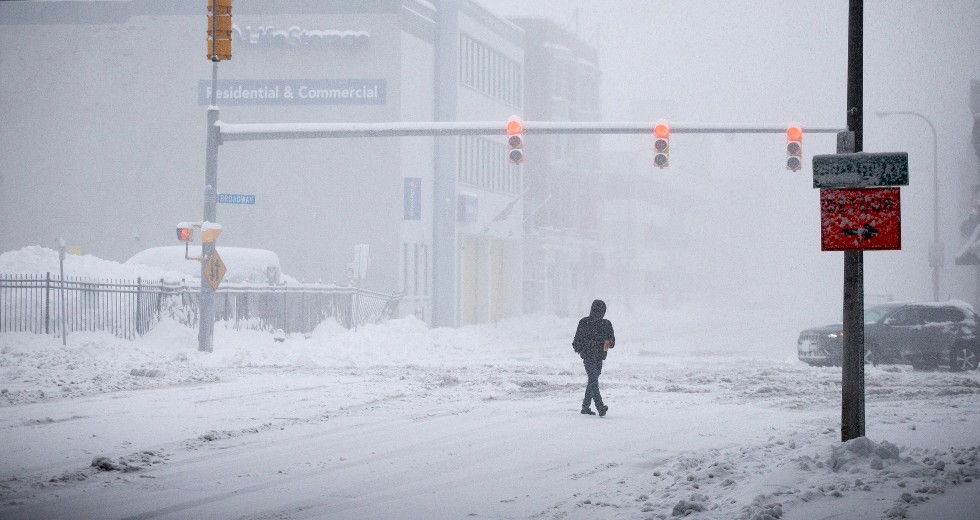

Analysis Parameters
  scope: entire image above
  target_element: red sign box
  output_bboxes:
[821,187,901,251]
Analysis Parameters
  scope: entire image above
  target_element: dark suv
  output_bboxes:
[797,302,980,371]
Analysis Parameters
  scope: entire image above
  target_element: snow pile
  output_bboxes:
[0,246,185,282]
[636,436,979,520]
[0,245,300,285]
[0,330,220,405]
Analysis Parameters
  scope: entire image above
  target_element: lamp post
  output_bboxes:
[876,111,941,301]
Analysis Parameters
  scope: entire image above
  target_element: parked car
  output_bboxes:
[797,301,980,371]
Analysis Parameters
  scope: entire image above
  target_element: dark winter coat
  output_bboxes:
[573,300,615,362]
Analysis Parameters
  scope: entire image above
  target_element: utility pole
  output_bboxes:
[841,0,865,442]
[199,60,219,353]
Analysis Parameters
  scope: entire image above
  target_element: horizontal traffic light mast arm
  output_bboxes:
[215,121,845,141]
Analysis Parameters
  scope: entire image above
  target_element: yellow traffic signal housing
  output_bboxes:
[207,0,233,61]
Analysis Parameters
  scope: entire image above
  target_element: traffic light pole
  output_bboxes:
[206,119,843,334]
[841,0,865,442]
[200,59,219,353]
[215,121,845,141]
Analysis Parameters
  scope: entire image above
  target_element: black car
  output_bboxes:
[797,302,980,371]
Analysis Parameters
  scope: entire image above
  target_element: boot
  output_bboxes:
[598,404,608,417]
[581,407,596,415]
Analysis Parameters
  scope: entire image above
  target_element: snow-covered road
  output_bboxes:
[2,313,978,519]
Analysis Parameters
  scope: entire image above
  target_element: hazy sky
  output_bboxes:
[486,0,980,317]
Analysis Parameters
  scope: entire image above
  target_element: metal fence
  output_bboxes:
[0,273,403,340]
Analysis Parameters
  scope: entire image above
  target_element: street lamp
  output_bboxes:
[876,111,941,301]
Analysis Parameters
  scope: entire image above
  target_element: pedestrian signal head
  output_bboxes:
[176,226,194,242]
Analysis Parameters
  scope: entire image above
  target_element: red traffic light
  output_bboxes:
[786,125,803,141]
[506,116,523,136]
[654,122,670,139]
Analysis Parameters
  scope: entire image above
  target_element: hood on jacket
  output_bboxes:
[590,299,606,319]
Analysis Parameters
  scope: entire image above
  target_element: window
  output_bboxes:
[885,308,920,327]
[458,136,521,194]
[459,34,522,107]
[922,306,966,324]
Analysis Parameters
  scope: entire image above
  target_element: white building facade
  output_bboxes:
[0,0,525,326]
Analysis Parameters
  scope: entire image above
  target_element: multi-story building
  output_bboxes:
[0,0,525,326]
[510,18,602,316]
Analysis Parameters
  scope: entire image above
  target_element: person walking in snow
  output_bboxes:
[573,299,615,417]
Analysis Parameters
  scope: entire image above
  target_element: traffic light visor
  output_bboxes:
[654,123,670,139]
[506,117,523,136]
[787,126,803,141]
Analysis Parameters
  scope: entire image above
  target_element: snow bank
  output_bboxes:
[0,246,185,282]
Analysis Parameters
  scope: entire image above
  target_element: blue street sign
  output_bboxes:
[218,193,256,205]
[404,178,421,220]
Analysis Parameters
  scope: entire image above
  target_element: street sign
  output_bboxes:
[812,152,909,188]
[821,187,901,251]
[218,193,256,204]
[203,250,227,290]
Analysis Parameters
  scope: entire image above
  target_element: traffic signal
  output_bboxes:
[506,116,524,165]
[176,226,194,242]
[786,125,803,171]
[653,121,670,168]
[207,0,233,61]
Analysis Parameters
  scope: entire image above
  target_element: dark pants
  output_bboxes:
[582,358,604,409]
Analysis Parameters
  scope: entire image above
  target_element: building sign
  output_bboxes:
[233,25,371,50]
[821,187,901,251]
[404,178,421,220]
[198,79,387,106]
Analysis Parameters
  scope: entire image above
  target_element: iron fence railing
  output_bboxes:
[0,274,403,340]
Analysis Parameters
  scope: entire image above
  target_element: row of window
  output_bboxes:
[457,135,521,194]
[459,33,522,107]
